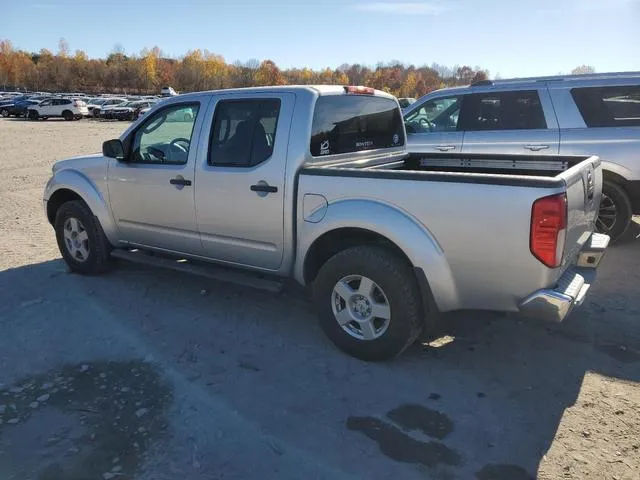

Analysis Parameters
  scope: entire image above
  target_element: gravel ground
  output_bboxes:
[0,117,639,480]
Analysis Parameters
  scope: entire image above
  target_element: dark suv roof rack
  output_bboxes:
[470,71,640,87]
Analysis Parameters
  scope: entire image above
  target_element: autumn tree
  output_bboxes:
[255,60,284,86]
[571,65,596,75]
[1,38,505,97]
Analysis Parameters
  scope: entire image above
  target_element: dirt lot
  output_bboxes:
[0,117,639,480]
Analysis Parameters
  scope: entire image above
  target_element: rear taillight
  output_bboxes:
[530,193,567,268]
[73,100,85,107]
[344,85,375,95]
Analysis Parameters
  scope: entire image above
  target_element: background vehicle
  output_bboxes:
[160,86,178,97]
[107,100,158,121]
[44,85,608,361]
[2,99,41,117]
[93,98,127,118]
[86,98,108,115]
[398,97,416,109]
[403,71,640,241]
[28,98,88,120]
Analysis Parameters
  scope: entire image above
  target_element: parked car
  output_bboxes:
[403,71,640,240]
[43,85,608,361]
[137,106,152,118]
[107,100,157,121]
[1,99,41,118]
[27,98,88,120]
[398,97,416,108]
[86,98,108,115]
[93,98,128,118]
[161,86,178,97]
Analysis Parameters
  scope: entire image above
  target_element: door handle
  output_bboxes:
[524,144,550,151]
[250,184,278,193]
[435,145,456,151]
[169,177,192,186]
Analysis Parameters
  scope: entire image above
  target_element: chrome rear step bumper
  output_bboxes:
[519,232,610,323]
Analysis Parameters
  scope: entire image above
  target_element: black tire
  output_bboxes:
[597,181,632,242]
[313,246,424,361]
[0,108,9,118]
[54,200,113,275]
[62,110,74,121]
[28,109,39,120]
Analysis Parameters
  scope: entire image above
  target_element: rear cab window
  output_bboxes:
[571,85,640,127]
[310,93,405,158]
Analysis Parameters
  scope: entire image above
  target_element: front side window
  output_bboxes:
[404,96,461,133]
[460,90,547,131]
[208,99,281,167]
[572,85,640,127]
[130,103,200,165]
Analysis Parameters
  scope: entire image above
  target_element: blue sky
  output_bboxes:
[3,0,639,78]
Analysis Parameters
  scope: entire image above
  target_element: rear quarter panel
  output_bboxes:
[296,171,567,312]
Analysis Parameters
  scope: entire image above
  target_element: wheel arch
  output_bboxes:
[297,199,460,312]
[45,172,118,245]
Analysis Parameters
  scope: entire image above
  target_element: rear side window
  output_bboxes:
[460,90,547,131]
[310,95,405,157]
[208,99,281,167]
[571,86,640,127]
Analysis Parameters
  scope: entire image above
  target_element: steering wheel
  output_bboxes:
[170,137,191,153]
[419,117,435,131]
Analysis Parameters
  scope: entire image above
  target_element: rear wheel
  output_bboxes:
[62,110,74,121]
[54,200,113,275]
[0,108,9,118]
[597,181,632,242]
[313,246,424,361]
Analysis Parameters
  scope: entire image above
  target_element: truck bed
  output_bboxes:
[298,152,602,313]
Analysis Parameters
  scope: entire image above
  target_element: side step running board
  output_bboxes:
[110,249,284,294]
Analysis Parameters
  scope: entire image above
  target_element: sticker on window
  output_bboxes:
[356,140,374,149]
[393,133,400,145]
[320,140,330,155]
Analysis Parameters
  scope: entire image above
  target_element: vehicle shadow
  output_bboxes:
[0,239,638,479]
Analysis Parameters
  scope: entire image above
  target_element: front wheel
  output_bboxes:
[0,108,9,118]
[596,181,632,242]
[54,200,113,274]
[28,109,39,120]
[313,246,424,361]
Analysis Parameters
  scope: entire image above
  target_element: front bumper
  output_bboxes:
[519,233,610,323]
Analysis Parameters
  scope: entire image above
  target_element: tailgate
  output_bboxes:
[557,155,602,268]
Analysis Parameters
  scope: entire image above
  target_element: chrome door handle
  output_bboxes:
[435,145,456,151]
[524,144,549,151]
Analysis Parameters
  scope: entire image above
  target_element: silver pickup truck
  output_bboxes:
[44,85,609,361]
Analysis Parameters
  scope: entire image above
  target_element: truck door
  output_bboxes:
[107,99,207,254]
[460,89,560,155]
[194,93,294,270]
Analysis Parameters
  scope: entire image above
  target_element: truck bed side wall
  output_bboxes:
[296,171,566,312]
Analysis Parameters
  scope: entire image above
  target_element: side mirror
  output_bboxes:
[102,139,125,160]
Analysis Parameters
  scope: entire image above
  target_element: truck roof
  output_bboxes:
[175,85,397,101]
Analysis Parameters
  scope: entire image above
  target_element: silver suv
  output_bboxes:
[404,72,640,240]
